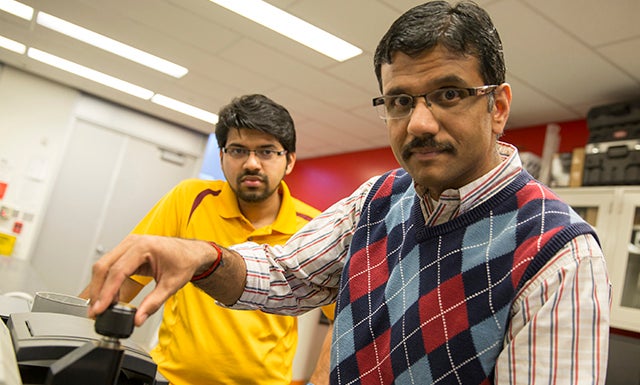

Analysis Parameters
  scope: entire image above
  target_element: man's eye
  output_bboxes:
[432,89,466,106]
[442,89,462,101]
[259,150,275,156]
[230,148,246,156]
[391,95,413,108]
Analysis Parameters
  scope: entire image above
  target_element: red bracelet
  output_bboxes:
[190,242,222,282]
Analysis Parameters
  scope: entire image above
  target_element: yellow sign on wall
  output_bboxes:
[0,232,16,256]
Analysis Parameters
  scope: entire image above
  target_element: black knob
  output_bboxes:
[94,303,136,339]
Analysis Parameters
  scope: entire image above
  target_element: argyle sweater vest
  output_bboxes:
[330,168,597,385]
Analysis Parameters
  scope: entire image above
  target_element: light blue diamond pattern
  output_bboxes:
[385,242,421,326]
[461,211,518,273]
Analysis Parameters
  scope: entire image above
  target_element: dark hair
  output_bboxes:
[215,94,296,154]
[374,1,505,92]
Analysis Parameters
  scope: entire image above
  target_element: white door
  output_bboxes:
[31,118,200,295]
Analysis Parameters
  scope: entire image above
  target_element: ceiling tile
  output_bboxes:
[326,53,380,97]
[489,1,637,108]
[284,0,408,55]
[504,76,582,128]
[598,37,640,84]
[522,0,640,46]
[219,39,373,110]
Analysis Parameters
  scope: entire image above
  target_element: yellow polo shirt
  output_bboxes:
[131,179,320,385]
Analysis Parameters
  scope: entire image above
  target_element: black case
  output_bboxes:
[7,312,169,385]
[582,99,640,186]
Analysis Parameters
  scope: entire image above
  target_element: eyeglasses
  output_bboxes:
[221,147,288,161]
[372,85,498,120]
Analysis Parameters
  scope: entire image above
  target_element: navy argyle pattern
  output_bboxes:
[330,169,596,384]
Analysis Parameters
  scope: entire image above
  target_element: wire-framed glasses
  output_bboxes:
[372,85,498,120]
[221,147,288,161]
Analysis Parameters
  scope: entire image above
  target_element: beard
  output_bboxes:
[234,172,276,203]
[236,186,272,202]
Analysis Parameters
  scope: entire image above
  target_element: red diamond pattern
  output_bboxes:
[419,274,470,353]
[347,236,389,303]
[355,327,394,384]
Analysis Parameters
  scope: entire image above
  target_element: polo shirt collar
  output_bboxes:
[217,180,298,235]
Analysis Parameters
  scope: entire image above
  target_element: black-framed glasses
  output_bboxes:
[372,85,498,120]
[221,147,288,161]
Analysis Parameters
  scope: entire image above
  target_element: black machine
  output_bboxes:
[3,304,167,385]
[583,99,640,186]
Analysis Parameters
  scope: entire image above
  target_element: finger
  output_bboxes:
[87,266,124,318]
[87,250,127,318]
[134,281,180,326]
[88,236,143,317]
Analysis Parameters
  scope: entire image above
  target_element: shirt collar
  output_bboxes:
[418,141,522,225]
[270,181,300,235]
[218,180,298,235]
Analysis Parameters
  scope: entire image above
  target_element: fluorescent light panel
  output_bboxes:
[1,4,218,124]
[0,0,33,20]
[209,0,362,62]
[28,48,155,99]
[27,47,216,123]
[0,35,26,54]
[151,94,219,124]
[36,12,189,78]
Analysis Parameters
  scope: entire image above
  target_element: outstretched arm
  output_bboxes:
[86,234,246,326]
[87,177,376,326]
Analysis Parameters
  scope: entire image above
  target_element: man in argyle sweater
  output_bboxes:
[88,1,610,384]
[331,168,598,383]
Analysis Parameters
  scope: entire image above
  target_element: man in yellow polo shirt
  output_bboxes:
[84,94,330,384]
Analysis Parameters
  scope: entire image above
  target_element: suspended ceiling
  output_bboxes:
[1,0,639,158]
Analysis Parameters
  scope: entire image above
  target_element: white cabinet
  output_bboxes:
[31,118,203,295]
[554,186,640,333]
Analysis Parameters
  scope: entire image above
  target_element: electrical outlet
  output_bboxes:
[0,206,11,220]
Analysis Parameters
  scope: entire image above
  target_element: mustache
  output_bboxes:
[401,136,454,161]
[237,171,266,183]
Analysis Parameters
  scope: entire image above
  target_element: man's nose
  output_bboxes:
[406,98,439,137]
[243,151,262,168]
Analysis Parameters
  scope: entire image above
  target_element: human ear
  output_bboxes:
[284,152,296,175]
[492,83,512,134]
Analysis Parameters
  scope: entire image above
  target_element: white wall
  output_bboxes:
[0,64,207,261]
[0,64,78,260]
